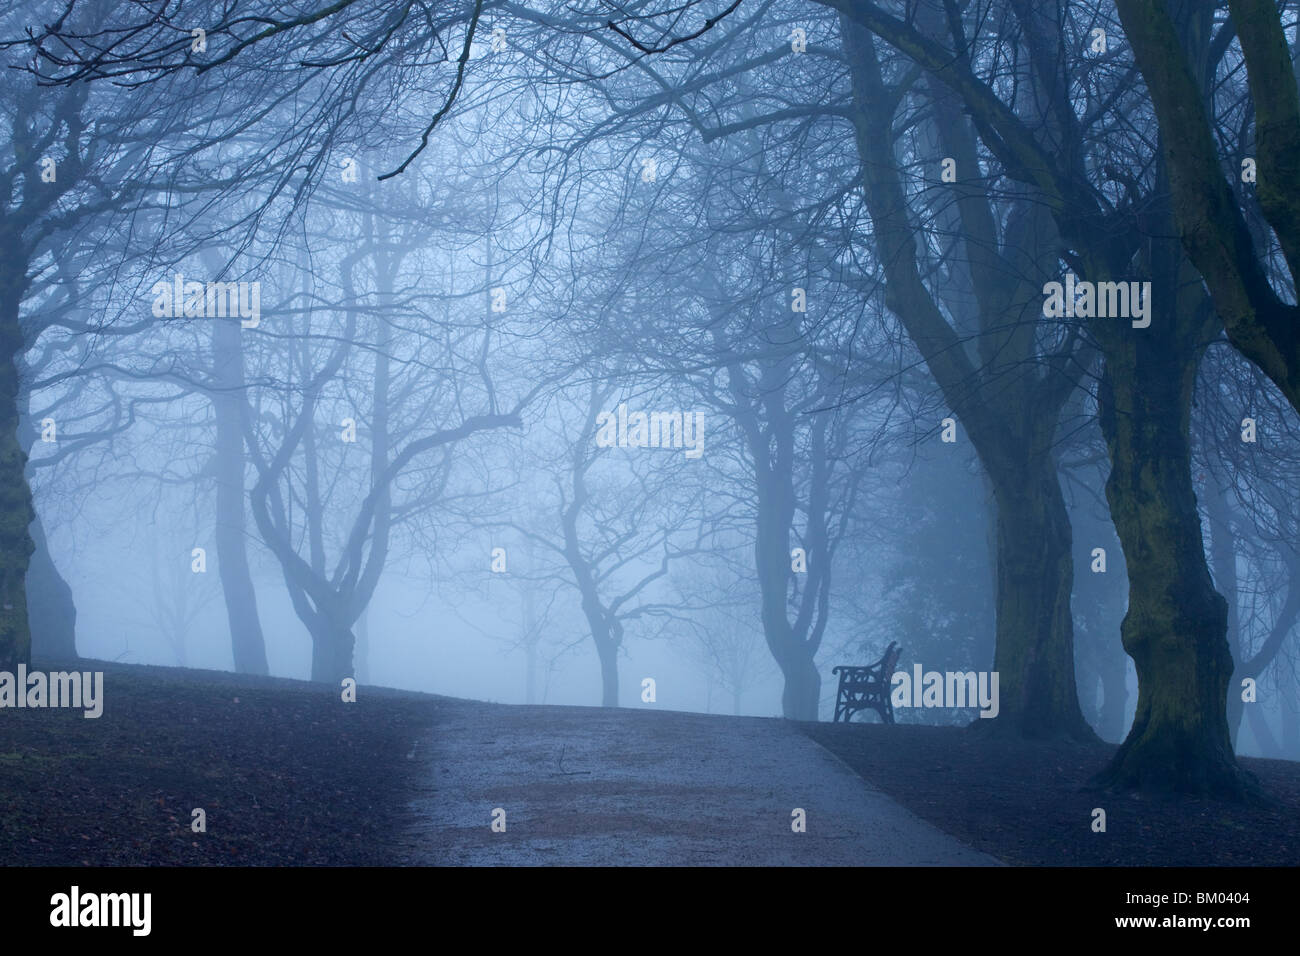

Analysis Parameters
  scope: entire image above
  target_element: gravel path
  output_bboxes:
[396,701,998,866]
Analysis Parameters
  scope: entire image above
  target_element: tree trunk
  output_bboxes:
[1281,665,1300,760]
[840,20,1088,738]
[0,279,34,671]
[522,556,537,704]
[1112,0,1300,419]
[1097,649,1129,743]
[525,638,537,705]
[25,512,76,661]
[310,615,355,685]
[1092,330,1254,797]
[17,405,77,663]
[354,605,369,685]
[212,310,268,675]
[751,448,825,721]
[595,636,619,707]
[987,459,1092,739]
[1203,479,1247,750]
[778,648,821,721]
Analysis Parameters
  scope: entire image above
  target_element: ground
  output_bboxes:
[805,721,1300,865]
[396,698,994,865]
[1,661,1296,865]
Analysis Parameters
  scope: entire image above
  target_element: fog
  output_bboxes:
[6,0,1300,793]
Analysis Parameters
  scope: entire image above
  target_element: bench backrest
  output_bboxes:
[882,641,901,682]
[833,641,901,688]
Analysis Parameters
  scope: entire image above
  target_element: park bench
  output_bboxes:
[831,641,901,723]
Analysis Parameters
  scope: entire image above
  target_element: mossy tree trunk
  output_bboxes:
[1092,247,1255,797]
[1095,364,1245,794]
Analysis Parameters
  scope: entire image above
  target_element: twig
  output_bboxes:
[555,744,591,775]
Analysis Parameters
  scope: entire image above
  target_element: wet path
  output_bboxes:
[395,701,999,866]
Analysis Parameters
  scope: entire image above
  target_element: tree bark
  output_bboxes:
[751,428,825,722]
[0,269,34,671]
[1096,649,1129,744]
[353,606,369,685]
[213,394,269,675]
[25,511,76,662]
[310,612,356,685]
[594,634,619,708]
[1092,267,1255,796]
[208,255,269,676]
[778,647,821,722]
[1204,480,1244,749]
[988,459,1089,737]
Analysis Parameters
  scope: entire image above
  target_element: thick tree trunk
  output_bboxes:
[26,512,76,661]
[17,408,77,662]
[778,648,821,721]
[595,637,618,707]
[1093,335,1255,797]
[987,460,1092,739]
[310,616,355,685]
[0,284,34,672]
[212,313,268,675]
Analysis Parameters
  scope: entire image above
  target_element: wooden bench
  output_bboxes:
[832,642,901,723]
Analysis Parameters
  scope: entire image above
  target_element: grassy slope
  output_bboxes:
[0,661,440,865]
